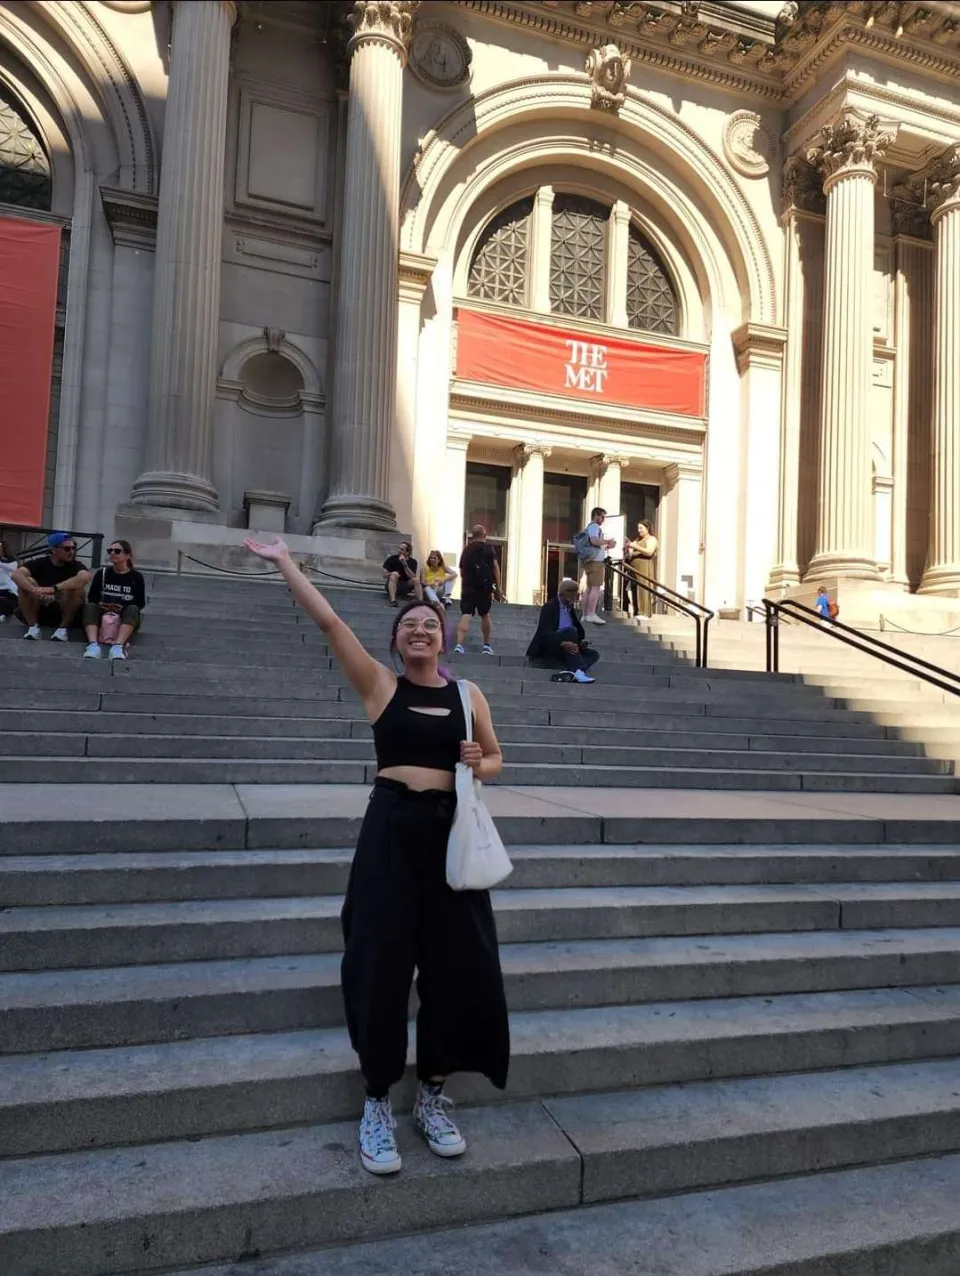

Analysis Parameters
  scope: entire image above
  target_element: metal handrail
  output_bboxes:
[0,523,104,569]
[607,559,715,668]
[762,597,960,699]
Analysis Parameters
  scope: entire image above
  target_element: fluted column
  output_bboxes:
[514,443,551,604]
[805,112,895,581]
[315,1,418,530]
[920,147,960,594]
[130,0,236,512]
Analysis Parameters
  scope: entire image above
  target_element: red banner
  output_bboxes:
[456,308,706,418]
[0,216,61,524]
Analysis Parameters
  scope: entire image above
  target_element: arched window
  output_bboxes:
[467,190,680,337]
[626,226,678,335]
[0,90,52,211]
[467,197,532,306]
[549,194,607,320]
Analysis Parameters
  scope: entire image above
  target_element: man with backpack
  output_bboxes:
[454,525,501,655]
[574,506,616,625]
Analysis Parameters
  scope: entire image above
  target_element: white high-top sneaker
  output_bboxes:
[413,1083,467,1157]
[358,1096,402,1175]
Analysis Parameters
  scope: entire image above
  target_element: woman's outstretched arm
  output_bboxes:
[245,537,393,707]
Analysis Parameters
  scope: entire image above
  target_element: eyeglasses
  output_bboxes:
[397,618,442,633]
[107,547,124,555]
[59,545,76,554]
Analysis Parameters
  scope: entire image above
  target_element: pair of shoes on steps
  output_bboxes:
[359,1085,466,1176]
[83,643,126,660]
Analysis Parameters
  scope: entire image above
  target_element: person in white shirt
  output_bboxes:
[0,539,18,621]
[582,507,616,625]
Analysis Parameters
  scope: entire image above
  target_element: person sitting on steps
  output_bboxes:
[382,541,422,606]
[0,538,19,622]
[244,533,510,1178]
[421,550,457,608]
[82,540,146,661]
[11,532,91,641]
[526,578,599,684]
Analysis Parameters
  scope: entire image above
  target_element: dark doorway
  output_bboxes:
[464,461,510,585]
[542,472,587,599]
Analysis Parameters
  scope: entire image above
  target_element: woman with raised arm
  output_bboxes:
[245,535,509,1177]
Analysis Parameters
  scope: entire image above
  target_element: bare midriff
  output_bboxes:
[376,765,455,792]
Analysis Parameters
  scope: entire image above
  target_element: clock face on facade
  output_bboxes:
[410,23,472,91]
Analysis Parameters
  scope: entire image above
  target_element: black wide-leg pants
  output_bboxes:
[340,777,510,1098]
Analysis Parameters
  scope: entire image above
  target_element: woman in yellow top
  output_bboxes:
[420,550,457,608]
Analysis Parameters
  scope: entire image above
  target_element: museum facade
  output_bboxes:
[1,0,959,618]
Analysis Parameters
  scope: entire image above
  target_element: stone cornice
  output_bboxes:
[454,2,960,106]
[100,185,158,249]
[731,321,788,374]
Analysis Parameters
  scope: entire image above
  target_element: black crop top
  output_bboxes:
[372,676,468,773]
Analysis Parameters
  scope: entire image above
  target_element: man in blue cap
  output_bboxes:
[10,532,91,641]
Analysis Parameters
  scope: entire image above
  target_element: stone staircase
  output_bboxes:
[3,574,960,1274]
[648,612,960,768]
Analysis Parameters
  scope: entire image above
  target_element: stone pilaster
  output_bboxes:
[315,1,419,530]
[130,0,236,512]
[513,443,551,604]
[529,185,555,312]
[918,147,960,594]
[804,112,895,582]
[590,453,629,517]
[393,249,436,538]
[605,201,630,327]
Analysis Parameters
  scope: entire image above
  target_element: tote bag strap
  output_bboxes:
[457,679,473,744]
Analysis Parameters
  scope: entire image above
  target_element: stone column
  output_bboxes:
[605,201,630,327]
[528,185,555,312]
[514,443,551,604]
[662,461,703,600]
[590,454,628,518]
[130,0,236,512]
[392,250,436,538]
[805,112,895,581]
[920,147,960,594]
[440,434,470,576]
[315,1,418,530]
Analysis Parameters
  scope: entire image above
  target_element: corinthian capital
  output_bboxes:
[347,1,419,62]
[807,112,896,191]
[924,144,960,223]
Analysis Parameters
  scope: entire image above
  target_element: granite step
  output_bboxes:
[6,1057,960,1276]
[7,843,959,906]
[4,927,960,1059]
[0,732,940,775]
[158,1152,960,1276]
[4,983,960,1158]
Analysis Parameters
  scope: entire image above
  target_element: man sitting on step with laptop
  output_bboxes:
[525,577,600,684]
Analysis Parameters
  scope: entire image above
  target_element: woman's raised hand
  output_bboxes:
[244,535,290,562]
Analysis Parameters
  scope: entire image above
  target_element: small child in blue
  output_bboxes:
[815,586,832,619]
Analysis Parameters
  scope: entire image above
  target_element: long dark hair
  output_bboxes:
[389,599,451,678]
[0,538,11,563]
[109,538,135,567]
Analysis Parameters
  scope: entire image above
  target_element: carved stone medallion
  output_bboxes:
[409,22,471,90]
[585,43,631,113]
[723,110,777,178]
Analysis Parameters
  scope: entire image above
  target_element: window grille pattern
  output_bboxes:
[549,195,606,320]
[0,91,52,210]
[626,226,678,335]
[467,198,532,306]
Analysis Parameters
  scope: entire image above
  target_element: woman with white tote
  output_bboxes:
[245,535,510,1177]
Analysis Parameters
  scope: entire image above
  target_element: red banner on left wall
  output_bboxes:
[0,216,61,525]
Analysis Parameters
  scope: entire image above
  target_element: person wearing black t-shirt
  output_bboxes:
[382,541,423,606]
[11,532,91,641]
[82,540,146,661]
[454,525,502,656]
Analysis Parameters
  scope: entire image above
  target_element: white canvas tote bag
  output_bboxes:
[446,680,513,891]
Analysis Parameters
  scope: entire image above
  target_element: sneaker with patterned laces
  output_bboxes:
[413,1083,467,1158]
[358,1096,402,1175]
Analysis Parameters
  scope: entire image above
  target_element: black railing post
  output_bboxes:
[702,614,711,669]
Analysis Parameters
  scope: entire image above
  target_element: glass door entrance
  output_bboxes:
[541,473,587,600]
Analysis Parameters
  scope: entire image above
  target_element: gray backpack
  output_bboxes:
[572,528,594,560]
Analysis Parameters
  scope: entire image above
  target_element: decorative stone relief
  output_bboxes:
[781,155,825,216]
[409,22,472,90]
[347,1,418,59]
[723,110,777,178]
[807,112,896,186]
[585,44,631,113]
[922,144,960,218]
